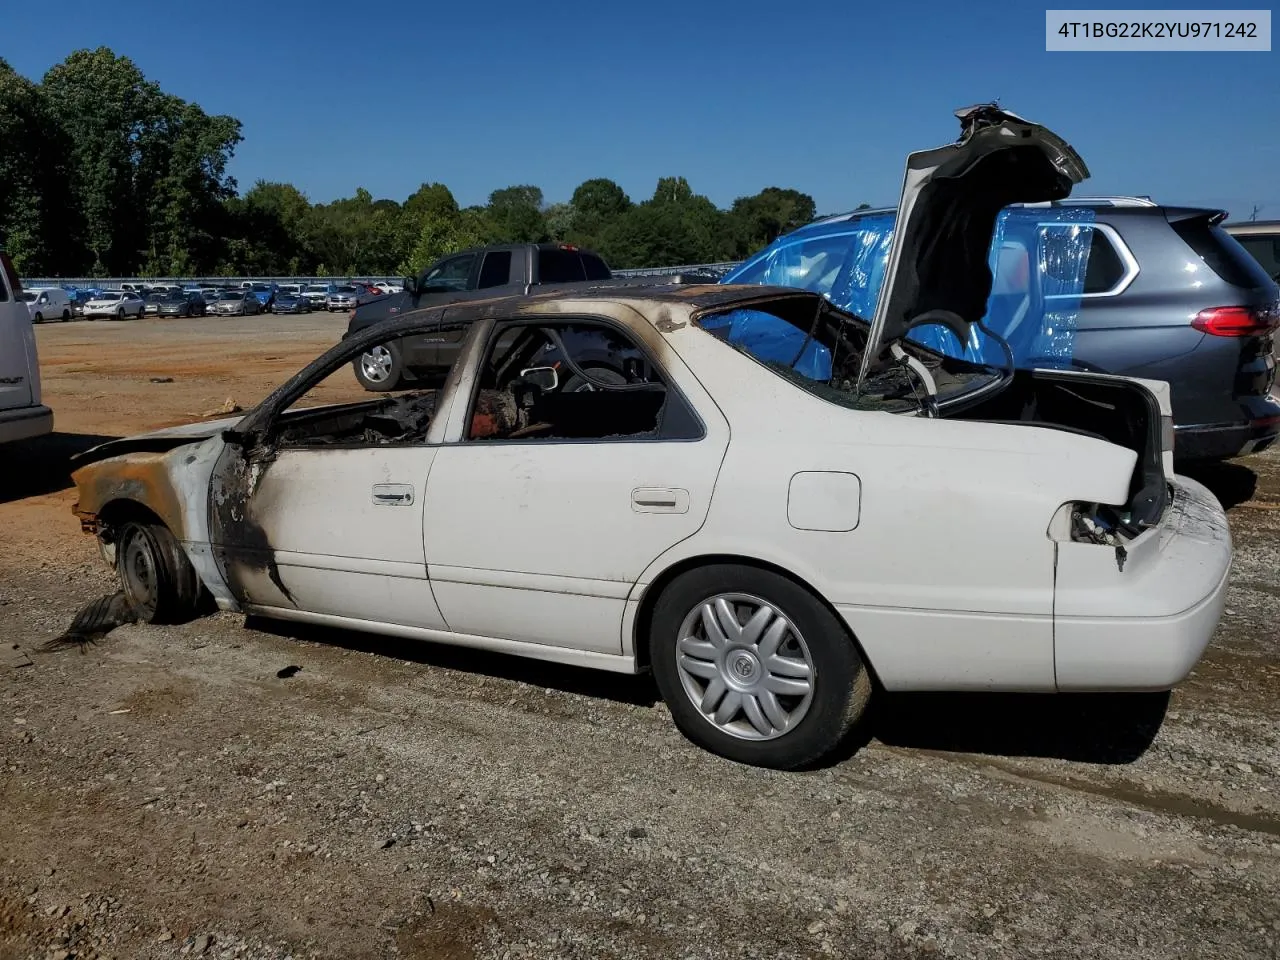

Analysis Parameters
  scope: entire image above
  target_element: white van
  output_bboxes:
[0,252,53,443]
[21,286,72,323]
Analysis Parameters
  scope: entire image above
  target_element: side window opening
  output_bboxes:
[466,321,689,442]
[423,254,476,291]
[270,355,437,449]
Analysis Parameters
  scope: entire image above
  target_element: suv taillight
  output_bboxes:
[1191,304,1280,337]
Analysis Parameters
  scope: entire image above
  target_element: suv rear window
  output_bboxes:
[1171,218,1272,288]
[538,248,586,283]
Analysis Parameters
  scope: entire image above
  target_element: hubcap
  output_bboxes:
[120,529,158,617]
[361,346,393,383]
[673,593,816,741]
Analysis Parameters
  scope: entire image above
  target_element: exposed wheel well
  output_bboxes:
[97,500,167,541]
[631,554,881,687]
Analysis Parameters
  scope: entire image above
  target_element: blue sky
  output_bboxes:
[5,0,1277,220]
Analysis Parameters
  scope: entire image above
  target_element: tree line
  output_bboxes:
[1,48,851,278]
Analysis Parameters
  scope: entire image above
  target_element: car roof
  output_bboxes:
[1225,220,1280,235]
[361,282,818,343]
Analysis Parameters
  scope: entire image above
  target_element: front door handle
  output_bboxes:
[631,487,689,514]
[372,483,415,506]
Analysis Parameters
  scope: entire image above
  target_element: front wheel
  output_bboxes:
[353,342,403,391]
[116,521,203,624]
[649,564,872,769]
[33,312,43,323]
[116,308,124,319]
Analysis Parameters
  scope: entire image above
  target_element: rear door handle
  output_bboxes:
[631,487,690,514]
[372,483,415,506]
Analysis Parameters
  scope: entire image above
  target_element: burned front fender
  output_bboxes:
[70,434,239,611]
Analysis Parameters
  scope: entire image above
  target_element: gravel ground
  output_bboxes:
[1,316,1278,960]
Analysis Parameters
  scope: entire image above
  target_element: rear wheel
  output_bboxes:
[61,309,70,322]
[116,521,202,624]
[353,342,403,391]
[649,564,872,769]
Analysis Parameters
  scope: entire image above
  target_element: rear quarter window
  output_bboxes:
[1082,231,1126,293]
[581,253,611,281]
[477,251,513,289]
[538,249,586,283]
[1172,219,1273,289]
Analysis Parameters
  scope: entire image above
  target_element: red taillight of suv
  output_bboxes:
[1191,304,1280,337]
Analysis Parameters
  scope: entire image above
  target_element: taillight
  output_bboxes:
[1191,304,1280,337]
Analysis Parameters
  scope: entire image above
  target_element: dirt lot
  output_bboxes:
[2,315,1279,960]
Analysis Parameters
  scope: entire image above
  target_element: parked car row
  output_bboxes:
[18,278,400,322]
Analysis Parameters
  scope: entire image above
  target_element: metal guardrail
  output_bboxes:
[21,262,744,290]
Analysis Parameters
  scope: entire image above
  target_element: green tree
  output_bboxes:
[570,178,631,221]
[486,184,546,243]
[401,202,488,275]
[728,187,817,257]
[0,59,65,273]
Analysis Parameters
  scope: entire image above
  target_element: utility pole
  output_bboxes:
[1249,204,1262,222]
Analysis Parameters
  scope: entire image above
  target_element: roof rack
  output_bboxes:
[1016,196,1158,209]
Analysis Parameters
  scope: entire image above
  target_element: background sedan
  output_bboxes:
[210,290,262,316]
[83,292,145,319]
[271,291,311,314]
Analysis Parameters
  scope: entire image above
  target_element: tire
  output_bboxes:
[649,564,872,769]
[353,342,403,391]
[116,521,203,624]
[116,308,124,319]
[33,312,43,323]
[61,309,70,322]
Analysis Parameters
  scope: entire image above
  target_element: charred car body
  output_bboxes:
[67,107,1231,769]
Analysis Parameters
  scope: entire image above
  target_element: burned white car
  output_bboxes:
[68,107,1230,769]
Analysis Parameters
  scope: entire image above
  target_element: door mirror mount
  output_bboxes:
[402,275,418,296]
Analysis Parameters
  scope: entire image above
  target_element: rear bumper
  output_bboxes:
[1053,475,1231,691]
[0,405,54,444]
[1174,393,1280,459]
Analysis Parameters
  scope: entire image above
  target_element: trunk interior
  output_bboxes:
[946,369,1168,529]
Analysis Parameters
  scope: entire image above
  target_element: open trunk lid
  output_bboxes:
[858,104,1089,388]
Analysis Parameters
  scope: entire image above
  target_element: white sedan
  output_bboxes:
[66,107,1231,768]
[83,291,145,320]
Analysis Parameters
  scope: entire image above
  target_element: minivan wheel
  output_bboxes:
[61,309,70,321]
[649,564,872,769]
[33,312,43,323]
[116,521,202,624]
[353,342,403,391]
